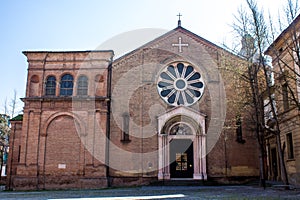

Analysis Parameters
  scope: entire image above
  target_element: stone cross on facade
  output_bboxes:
[172,37,189,53]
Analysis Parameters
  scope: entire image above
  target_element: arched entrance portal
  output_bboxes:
[157,106,207,180]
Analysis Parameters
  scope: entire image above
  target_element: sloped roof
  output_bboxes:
[10,114,23,121]
[265,14,300,54]
[113,25,237,64]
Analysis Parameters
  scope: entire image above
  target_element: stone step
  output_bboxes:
[150,179,207,186]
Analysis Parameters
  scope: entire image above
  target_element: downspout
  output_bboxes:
[106,55,113,187]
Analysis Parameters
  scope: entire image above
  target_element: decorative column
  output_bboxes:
[158,134,170,180]
[201,135,207,180]
[158,134,164,179]
[193,134,201,179]
[164,134,170,179]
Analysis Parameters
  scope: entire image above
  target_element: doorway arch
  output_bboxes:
[157,106,207,180]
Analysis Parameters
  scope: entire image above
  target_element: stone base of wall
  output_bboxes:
[288,172,300,187]
[207,176,260,185]
[0,177,6,185]
[7,175,261,190]
[109,177,157,187]
[142,176,260,186]
[7,176,38,190]
[7,175,108,190]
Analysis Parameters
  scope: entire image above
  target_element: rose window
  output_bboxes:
[157,62,204,106]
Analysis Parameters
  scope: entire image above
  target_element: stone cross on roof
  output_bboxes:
[177,13,182,27]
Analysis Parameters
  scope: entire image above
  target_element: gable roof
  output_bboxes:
[113,25,237,64]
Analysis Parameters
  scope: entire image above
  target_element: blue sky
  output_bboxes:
[0,0,285,115]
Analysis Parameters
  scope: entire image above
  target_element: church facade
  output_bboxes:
[7,23,260,190]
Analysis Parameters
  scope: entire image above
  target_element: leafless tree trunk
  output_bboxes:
[0,115,10,181]
[230,0,294,186]
[248,0,290,186]
[0,90,20,180]
[10,90,17,119]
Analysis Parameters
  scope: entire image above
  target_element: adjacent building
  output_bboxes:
[265,14,300,186]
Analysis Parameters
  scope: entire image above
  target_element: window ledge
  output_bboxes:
[286,158,295,162]
[22,96,109,101]
[121,139,131,143]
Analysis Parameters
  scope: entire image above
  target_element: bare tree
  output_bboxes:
[229,0,269,188]
[228,0,298,187]
[246,0,290,186]
[0,90,22,179]
[0,115,10,180]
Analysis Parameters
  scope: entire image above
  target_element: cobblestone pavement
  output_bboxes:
[0,185,300,200]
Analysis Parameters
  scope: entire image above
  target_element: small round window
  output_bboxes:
[157,62,204,106]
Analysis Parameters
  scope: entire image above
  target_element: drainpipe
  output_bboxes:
[105,55,113,187]
[224,130,228,178]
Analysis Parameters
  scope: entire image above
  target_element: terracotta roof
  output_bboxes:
[10,114,23,121]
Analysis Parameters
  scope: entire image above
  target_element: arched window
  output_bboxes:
[60,74,73,96]
[77,75,88,96]
[45,76,56,96]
